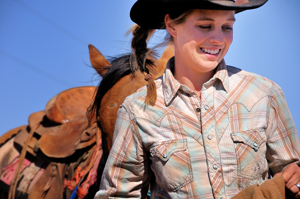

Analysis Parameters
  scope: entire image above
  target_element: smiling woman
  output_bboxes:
[0,0,299,198]
[94,0,300,198]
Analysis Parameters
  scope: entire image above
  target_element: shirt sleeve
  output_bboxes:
[266,83,300,174]
[94,104,150,199]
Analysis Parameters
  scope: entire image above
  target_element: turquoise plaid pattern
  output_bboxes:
[95,58,300,199]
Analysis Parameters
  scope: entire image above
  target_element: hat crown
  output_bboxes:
[130,0,268,29]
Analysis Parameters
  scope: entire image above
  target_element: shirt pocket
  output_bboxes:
[230,128,268,188]
[231,128,266,152]
[149,139,193,192]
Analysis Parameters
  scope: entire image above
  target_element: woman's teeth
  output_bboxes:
[201,48,220,55]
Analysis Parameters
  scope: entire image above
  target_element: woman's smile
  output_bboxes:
[200,47,221,55]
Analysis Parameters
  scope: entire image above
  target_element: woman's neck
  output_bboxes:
[173,63,215,97]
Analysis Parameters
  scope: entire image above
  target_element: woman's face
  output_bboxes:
[166,9,235,76]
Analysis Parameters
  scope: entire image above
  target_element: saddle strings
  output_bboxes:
[8,123,40,199]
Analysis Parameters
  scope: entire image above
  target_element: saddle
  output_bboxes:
[0,86,104,199]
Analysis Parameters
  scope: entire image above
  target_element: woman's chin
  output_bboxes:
[196,60,219,72]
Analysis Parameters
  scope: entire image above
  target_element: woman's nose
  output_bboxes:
[208,29,225,45]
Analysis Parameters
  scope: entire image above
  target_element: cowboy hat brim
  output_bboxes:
[130,0,268,29]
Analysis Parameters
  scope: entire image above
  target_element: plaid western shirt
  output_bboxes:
[95,58,300,199]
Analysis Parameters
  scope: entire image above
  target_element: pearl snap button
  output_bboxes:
[213,165,218,170]
[253,142,258,147]
[204,105,209,110]
[207,135,213,140]
[163,153,167,158]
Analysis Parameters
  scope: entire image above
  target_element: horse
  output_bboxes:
[0,42,174,199]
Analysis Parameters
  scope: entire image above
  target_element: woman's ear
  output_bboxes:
[164,14,177,38]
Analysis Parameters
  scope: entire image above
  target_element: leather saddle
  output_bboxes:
[14,86,97,158]
[0,86,104,199]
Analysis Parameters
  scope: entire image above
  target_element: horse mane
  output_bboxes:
[88,53,135,119]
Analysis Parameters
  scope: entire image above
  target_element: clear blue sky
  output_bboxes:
[0,0,299,136]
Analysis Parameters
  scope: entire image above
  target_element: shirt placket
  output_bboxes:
[201,86,226,199]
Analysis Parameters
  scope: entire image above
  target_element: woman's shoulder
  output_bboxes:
[226,65,283,95]
[121,78,163,108]
[227,65,267,79]
[120,79,168,122]
[227,65,277,84]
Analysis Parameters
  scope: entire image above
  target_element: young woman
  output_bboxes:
[95,0,300,198]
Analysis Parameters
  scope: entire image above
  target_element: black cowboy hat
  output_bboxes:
[130,0,268,29]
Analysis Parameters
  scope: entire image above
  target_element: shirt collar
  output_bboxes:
[162,57,230,106]
[207,59,229,93]
[162,57,181,106]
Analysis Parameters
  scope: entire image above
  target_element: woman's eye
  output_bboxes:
[223,26,233,31]
[198,25,211,30]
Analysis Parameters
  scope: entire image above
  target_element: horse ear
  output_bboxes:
[89,44,111,77]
